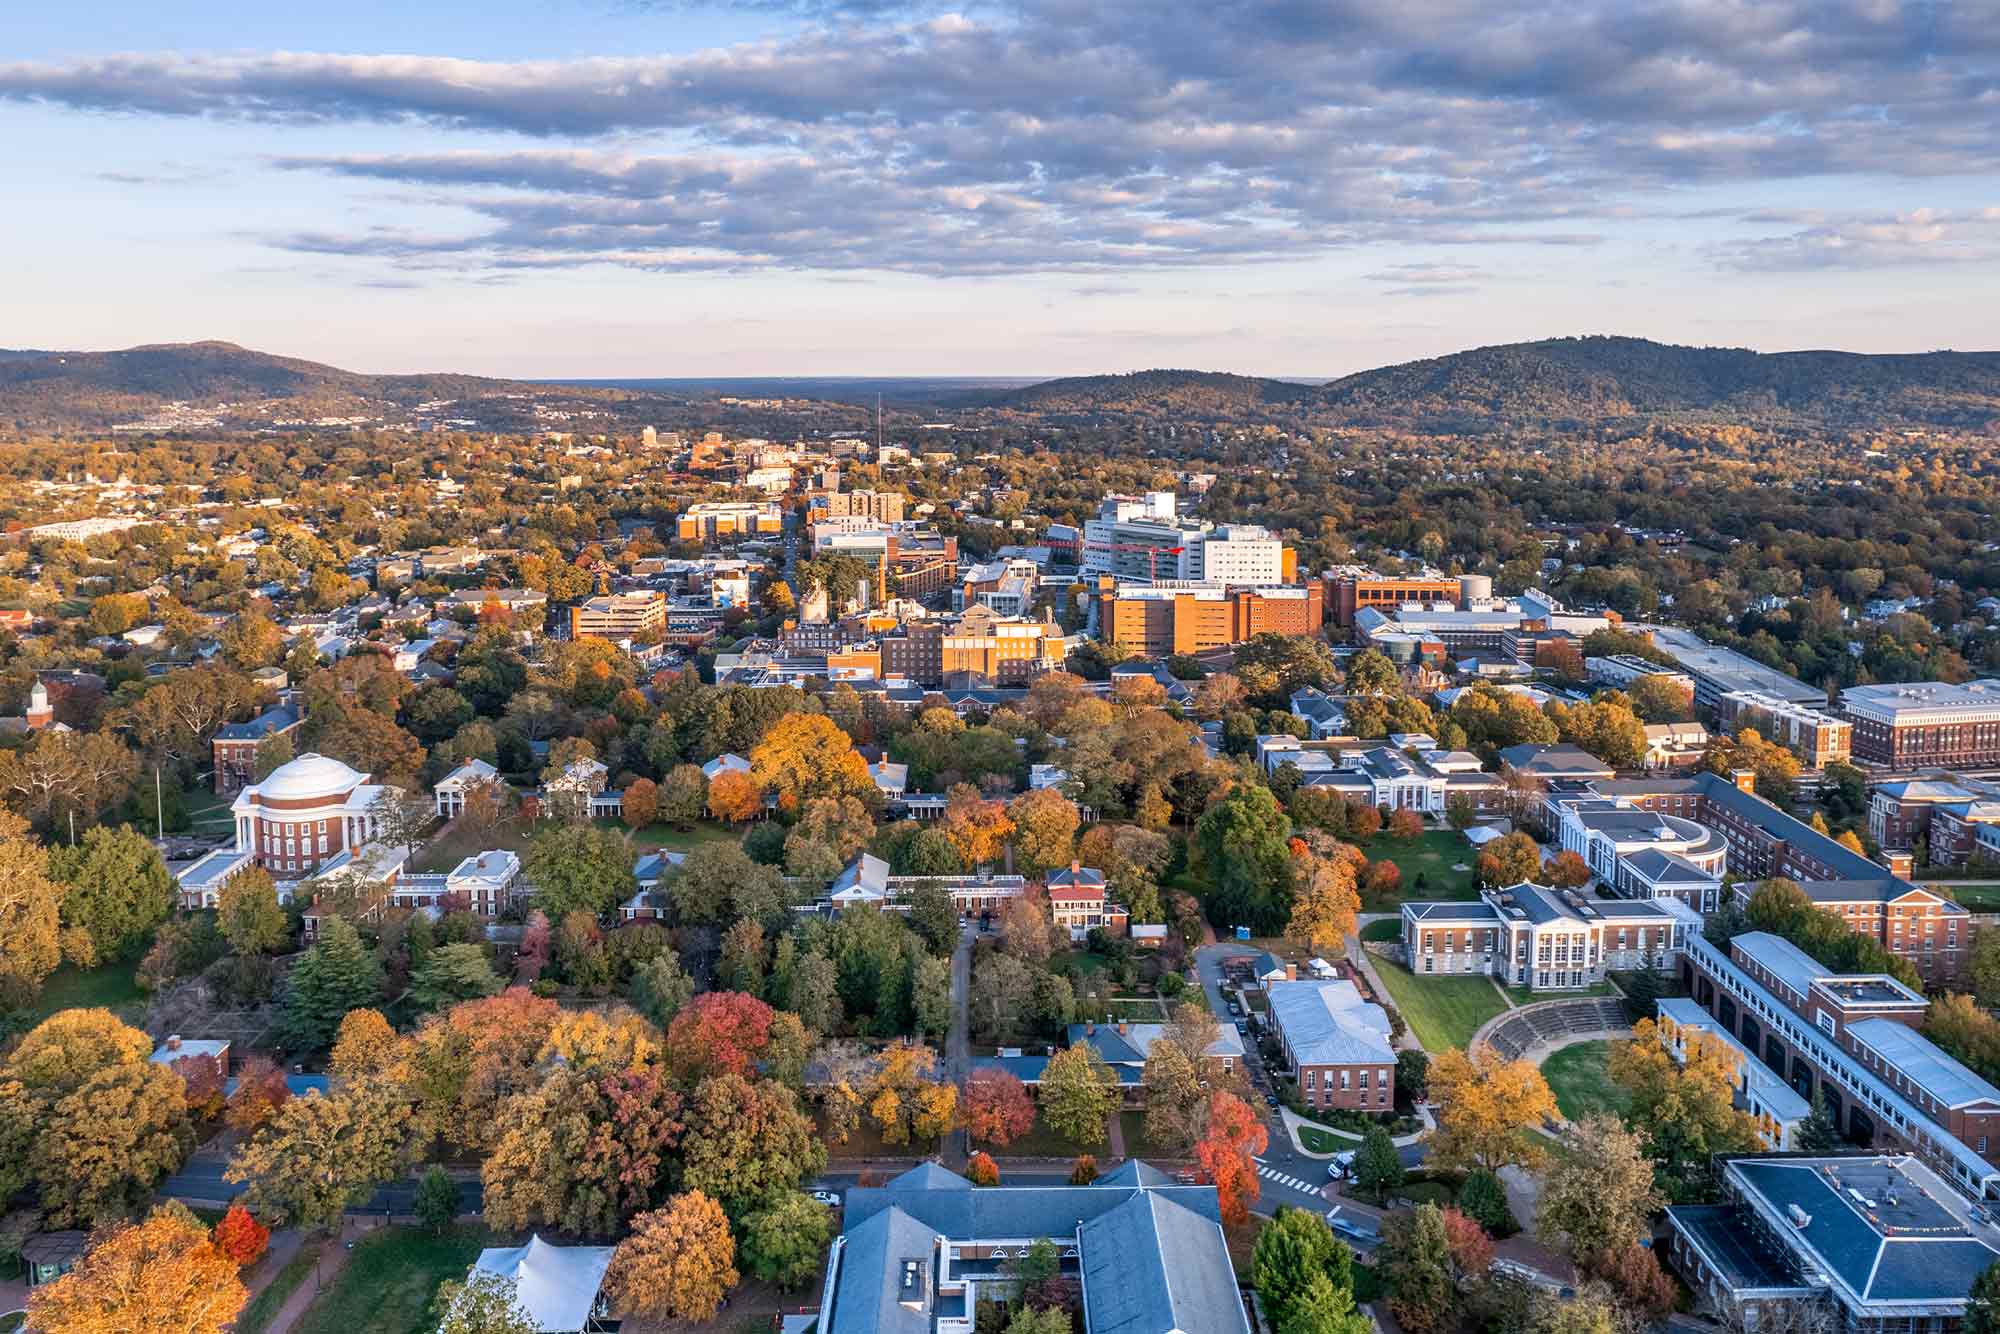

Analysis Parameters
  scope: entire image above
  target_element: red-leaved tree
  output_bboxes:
[1194,1091,1267,1225]
[212,1205,270,1267]
[966,1152,1000,1187]
[1439,1206,1493,1278]
[963,1069,1036,1147]
[666,991,775,1081]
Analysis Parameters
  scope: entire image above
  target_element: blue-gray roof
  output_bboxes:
[1731,931,1829,1000]
[1731,1157,2000,1308]
[1846,1018,2000,1110]
[1266,980,1394,1067]
[1080,1188,1250,1334]
[214,704,301,740]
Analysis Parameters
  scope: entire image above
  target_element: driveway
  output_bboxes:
[942,924,975,1168]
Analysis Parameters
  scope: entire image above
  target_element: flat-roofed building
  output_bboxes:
[1401,883,1697,991]
[1841,680,2000,767]
[1639,624,1826,711]
[1092,576,1323,654]
[1551,793,1728,912]
[812,489,905,523]
[678,500,783,542]
[1718,690,1852,766]
[569,590,666,641]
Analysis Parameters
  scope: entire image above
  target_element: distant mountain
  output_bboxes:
[950,369,1317,418]
[1311,336,2000,429]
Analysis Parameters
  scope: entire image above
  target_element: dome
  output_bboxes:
[256,752,366,802]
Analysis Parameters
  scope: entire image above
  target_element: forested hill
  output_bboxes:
[0,341,669,432]
[1310,336,2000,429]
[952,369,1319,418]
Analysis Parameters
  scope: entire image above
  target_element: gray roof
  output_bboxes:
[1622,848,1717,883]
[1080,1189,1251,1334]
[1266,980,1394,1067]
[1846,1018,2000,1110]
[1731,931,1829,1000]
[1403,901,1501,923]
[831,1205,937,1334]
[1498,743,1616,777]
[1730,1157,2000,1308]
[214,703,301,741]
[1666,1205,1808,1292]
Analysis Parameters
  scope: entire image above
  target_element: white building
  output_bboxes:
[434,758,500,819]
[1551,793,1728,911]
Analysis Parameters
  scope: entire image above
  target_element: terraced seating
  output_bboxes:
[1478,997,1633,1059]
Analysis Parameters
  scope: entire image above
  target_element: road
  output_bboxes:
[161,1158,484,1217]
[942,923,975,1168]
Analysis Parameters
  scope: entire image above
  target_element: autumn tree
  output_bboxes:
[1546,849,1593,889]
[941,783,1015,868]
[436,1271,537,1334]
[27,1204,247,1334]
[481,1066,684,1235]
[1536,1113,1662,1259]
[1475,831,1543,888]
[211,1204,269,1267]
[1039,1044,1120,1148]
[1008,787,1081,876]
[621,776,660,830]
[1382,1202,1455,1334]
[657,764,709,828]
[740,1192,835,1289]
[1440,1205,1494,1277]
[1141,1001,1226,1152]
[1388,807,1425,840]
[680,1073,826,1215]
[666,990,774,1080]
[1196,1090,1268,1225]
[1608,1019,1761,1198]
[225,1057,291,1133]
[1426,1045,1557,1176]
[523,823,636,922]
[329,1008,400,1082]
[706,769,764,823]
[607,1191,739,1322]
[0,808,61,1001]
[1069,1154,1099,1184]
[967,1151,1001,1186]
[964,1067,1037,1147]
[750,712,874,807]
[227,1083,407,1231]
[1285,833,1363,956]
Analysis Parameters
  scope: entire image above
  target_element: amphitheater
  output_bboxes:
[1478,997,1631,1061]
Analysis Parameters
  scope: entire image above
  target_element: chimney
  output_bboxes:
[1731,767,1758,794]
[166,1035,182,1051]
[1070,860,1081,877]
[1117,1022,1128,1035]
[1086,1023,1095,1035]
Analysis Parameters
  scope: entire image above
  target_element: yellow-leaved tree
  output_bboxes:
[1425,1045,1558,1175]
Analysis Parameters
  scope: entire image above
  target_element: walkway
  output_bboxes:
[1276,1105,1434,1159]
[941,924,975,1170]
[263,1219,379,1334]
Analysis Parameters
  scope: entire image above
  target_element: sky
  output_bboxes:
[4,0,1998,378]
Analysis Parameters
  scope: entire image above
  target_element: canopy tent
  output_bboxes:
[468,1235,615,1332]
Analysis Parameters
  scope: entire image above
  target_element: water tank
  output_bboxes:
[1459,574,1493,607]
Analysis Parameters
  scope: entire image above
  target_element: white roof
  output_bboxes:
[468,1235,614,1332]
[702,752,751,780]
[253,752,369,802]
[435,758,498,791]
[1267,980,1395,1067]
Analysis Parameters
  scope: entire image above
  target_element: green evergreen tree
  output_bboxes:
[1968,1260,2000,1334]
[49,824,175,962]
[1254,1205,1358,1334]
[1353,1123,1404,1205]
[1383,1202,1454,1334]
[281,918,384,1050]
[1456,1168,1516,1234]
[1796,1086,1841,1153]
[409,942,504,1010]
[414,1164,460,1234]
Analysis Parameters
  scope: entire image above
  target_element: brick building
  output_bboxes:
[878,607,1065,687]
[569,590,667,641]
[1717,690,1852,766]
[1266,979,1397,1113]
[1091,576,1324,655]
[210,702,303,795]
[1400,883,1696,991]
[1324,571,1466,627]
[1840,680,2000,767]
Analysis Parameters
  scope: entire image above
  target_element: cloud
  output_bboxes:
[6,1,1998,277]
[1712,208,2000,272]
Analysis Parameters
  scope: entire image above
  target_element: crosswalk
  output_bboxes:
[1254,1159,1322,1195]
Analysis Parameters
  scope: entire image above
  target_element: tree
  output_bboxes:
[329,1008,399,1082]
[1545,849,1593,889]
[1285,835,1362,956]
[524,823,635,922]
[0,808,61,999]
[1069,1154,1099,1185]
[226,1057,291,1134]
[415,1163,461,1233]
[1005,1308,1074,1334]
[971,951,1038,1043]
[965,1068,1037,1147]
[1196,1090,1268,1225]
[227,1084,407,1232]
[1426,1045,1557,1176]
[281,918,385,1051]
[27,1204,247,1334]
[621,776,660,830]
[1254,1205,1363,1334]
[1796,1086,1841,1153]
[669,840,789,926]
[741,1192,835,1289]
[1440,1206,1493,1277]
[211,1204,269,1267]
[941,784,1015,868]
[1193,783,1295,934]
[1475,831,1542,888]
[1388,807,1425,840]
[629,949,695,1027]
[653,764,708,828]
[1353,1122,1404,1204]
[1039,1044,1120,1148]
[37,1061,196,1225]
[680,1074,826,1216]
[435,1270,538,1334]
[666,990,774,1080]
[1397,1048,1430,1103]
[1009,788,1081,876]
[1967,1259,2000,1334]
[606,1191,739,1322]
[412,942,506,1010]
[995,888,1061,964]
[1608,1019,1762,1198]
[1458,1169,1516,1234]
[967,1151,1001,1186]
[1590,1242,1678,1321]
[707,769,764,823]
[1343,649,1399,696]
[1383,1203,1455,1334]
[218,866,288,955]
[1535,1113,1662,1259]
[750,712,874,807]
[1971,928,2000,1009]
[49,824,174,963]
[481,1066,684,1235]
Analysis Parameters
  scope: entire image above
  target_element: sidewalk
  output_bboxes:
[1277,1105,1434,1159]
[1343,933,1425,1055]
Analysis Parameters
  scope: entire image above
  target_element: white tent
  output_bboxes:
[469,1235,615,1332]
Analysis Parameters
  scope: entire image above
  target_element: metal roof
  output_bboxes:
[1266,980,1395,1067]
[1847,1019,2000,1111]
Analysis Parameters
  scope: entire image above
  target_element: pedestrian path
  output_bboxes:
[1254,1157,1321,1194]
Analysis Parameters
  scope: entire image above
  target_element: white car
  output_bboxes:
[1325,1150,1358,1180]
[808,1189,843,1208]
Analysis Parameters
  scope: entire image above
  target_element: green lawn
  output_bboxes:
[612,820,742,853]
[292,1226,498,1334]
[984,1115,1107,1160]
[1932,883,2000,910]
[1353,831,1480,904]
[1540,1040,1632,1121]
[1370,959,1509,1053]
[1360,918,1402,943]
[1391,1181,1456,1207]
[1116,1111,1176,1161]
[235,1245,320,1334]
[1298,1124,1362,1152]
[18,962,144,1027]
[412,813,539,872]
[1105,998,1165,1021]
[183,785,236,832]
[1503,980,1618,1005]
[1051,950,1110,977]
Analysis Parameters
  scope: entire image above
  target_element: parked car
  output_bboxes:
[1325,1150,1357,1180]
[808,1189,843,1208]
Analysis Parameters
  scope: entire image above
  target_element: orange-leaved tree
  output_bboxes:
[29,1204,248,1334]
[606,1190,740,1322]
[212,1204,270,1267]
[1195,1090,1268,1225]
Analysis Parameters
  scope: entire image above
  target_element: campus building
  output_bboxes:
[1666,1155,2000,1331]
[1654,998,1811,1151]
[812,489,906,524]
[1080,493,1290,587]
[1091,576,1323,654]
[877,606,1067,687]
[569,590,667,641]
[210,702,303,795]
[1399,883,1699,992]
[814,1162,1252,1334]
[1680,930,2000,1196]
[1841,680,2000,768]
[1717,690,1853,766]
[1257,735,1505,814]
[1550,793,1729,912]
[1324,569,1471,628]
[676,500,784,542]
[1266,979,1397,1113]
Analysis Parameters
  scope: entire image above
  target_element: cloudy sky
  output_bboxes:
[5,0,1997,377]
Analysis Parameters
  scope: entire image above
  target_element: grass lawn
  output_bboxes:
[1370,959,1509,1054]
[1299,1124,1362,1152]
[984,1117,1104,1160]
[1105,998,1165,1021]
[235,1245,320,1334]
[1540,1040,1632,1121]
[1117,1111,1178,1161]
[612,820,742,853]
[1360,919,1402,943]
[183,785,235,832]
[412,813,538,872]
[1392,1181,1456,1207]
[19,962,144,1027]
[292,1226,498,1334]
[1051,950,1109,977]
[1933,883,2000,910]
[1354,831,1480,903]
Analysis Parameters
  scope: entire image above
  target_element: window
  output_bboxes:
[1339,1071,1349,1090]
[1360,1070,1370,1089]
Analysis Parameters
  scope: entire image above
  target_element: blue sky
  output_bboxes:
[4,1,1997,378]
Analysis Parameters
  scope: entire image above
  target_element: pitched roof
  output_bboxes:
[1080,1189,1251,1334]
[1266,980,1394,1066]
[468,1235,614,1333]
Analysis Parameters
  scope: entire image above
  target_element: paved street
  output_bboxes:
[161,1158,484,1217]
[941,923,975,1168]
